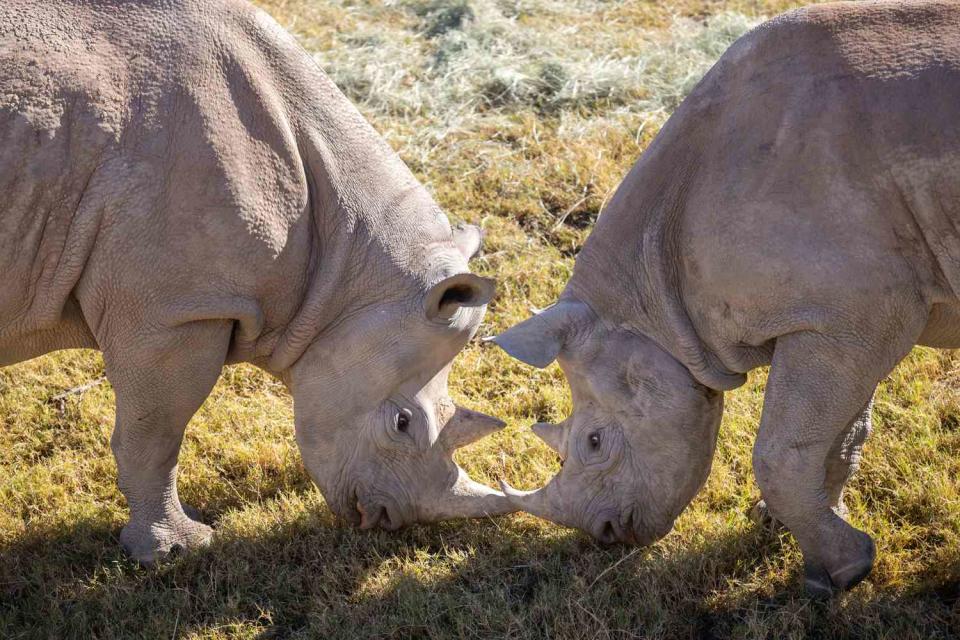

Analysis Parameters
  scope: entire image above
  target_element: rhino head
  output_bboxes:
[491,297,723,544]
[287,225,513,529]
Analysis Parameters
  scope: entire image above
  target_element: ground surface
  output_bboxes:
[2,1,959,638]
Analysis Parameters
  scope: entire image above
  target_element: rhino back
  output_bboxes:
[679,1,960,335]
[686,0,960,300]
[0,0,328,354]
[569,0,960,380]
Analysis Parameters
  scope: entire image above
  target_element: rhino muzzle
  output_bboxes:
[334,405,518,530]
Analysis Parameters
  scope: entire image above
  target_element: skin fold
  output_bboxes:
[0,0,514,564]
[493,0,960,597]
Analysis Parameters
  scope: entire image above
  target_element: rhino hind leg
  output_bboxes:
[105,319,232,565]
[752,321,921,598]
[750,391,874,530]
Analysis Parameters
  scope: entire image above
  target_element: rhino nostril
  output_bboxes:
[598,519,618,545]
[358,497,405,531]
[622,511,638,545]
[377,506,392,530]
[358,500,386,530]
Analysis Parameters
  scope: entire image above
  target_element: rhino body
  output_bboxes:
[495,0,960,596]
[1,0,512,563]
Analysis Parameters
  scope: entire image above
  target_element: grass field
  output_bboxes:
[2,0,959,638]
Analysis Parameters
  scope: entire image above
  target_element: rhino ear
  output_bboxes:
[488,314,560,368]
[425,273,496,322]
[453,224,483,260]
[489,301,591,368]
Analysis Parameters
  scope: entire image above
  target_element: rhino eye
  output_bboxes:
[396,408,413,433]
[588,431,601,449]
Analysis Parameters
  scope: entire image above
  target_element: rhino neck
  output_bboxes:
[208,13,456,373]
[262,73,448,373]
[568,124,746,392]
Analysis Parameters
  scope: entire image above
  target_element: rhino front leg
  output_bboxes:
[751,391,874,528]
[105,320,232,565]
[753,327,917,598]
[823,392,874,516]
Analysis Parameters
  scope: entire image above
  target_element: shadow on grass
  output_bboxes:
[1,508,958,639]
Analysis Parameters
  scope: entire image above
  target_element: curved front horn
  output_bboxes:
[499,477,576,529]
[418,466,517,521]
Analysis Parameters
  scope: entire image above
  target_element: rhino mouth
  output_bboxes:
[501,475,662,546]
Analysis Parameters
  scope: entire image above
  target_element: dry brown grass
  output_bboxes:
[2,1,958,638]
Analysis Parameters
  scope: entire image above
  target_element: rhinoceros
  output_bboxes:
[492,0,960,596]
[0,0,514,564]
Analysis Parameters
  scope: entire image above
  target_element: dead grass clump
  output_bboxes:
[305,0,758,255]
[313,0,758,154]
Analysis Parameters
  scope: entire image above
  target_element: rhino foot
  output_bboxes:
[748,499,784,532]
[802,529,875,599]
[120,506,213,565]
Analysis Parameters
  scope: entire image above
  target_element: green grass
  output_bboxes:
[3,1,959,638]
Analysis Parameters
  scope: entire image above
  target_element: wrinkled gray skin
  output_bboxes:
[0,0,513,564]
[494,0,960,597]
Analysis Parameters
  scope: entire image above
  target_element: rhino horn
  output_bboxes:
[531,421,567,454]
[498,477,574,528]
[440,405,506,451]
[418,466,517,521]
[502,475,644,544]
